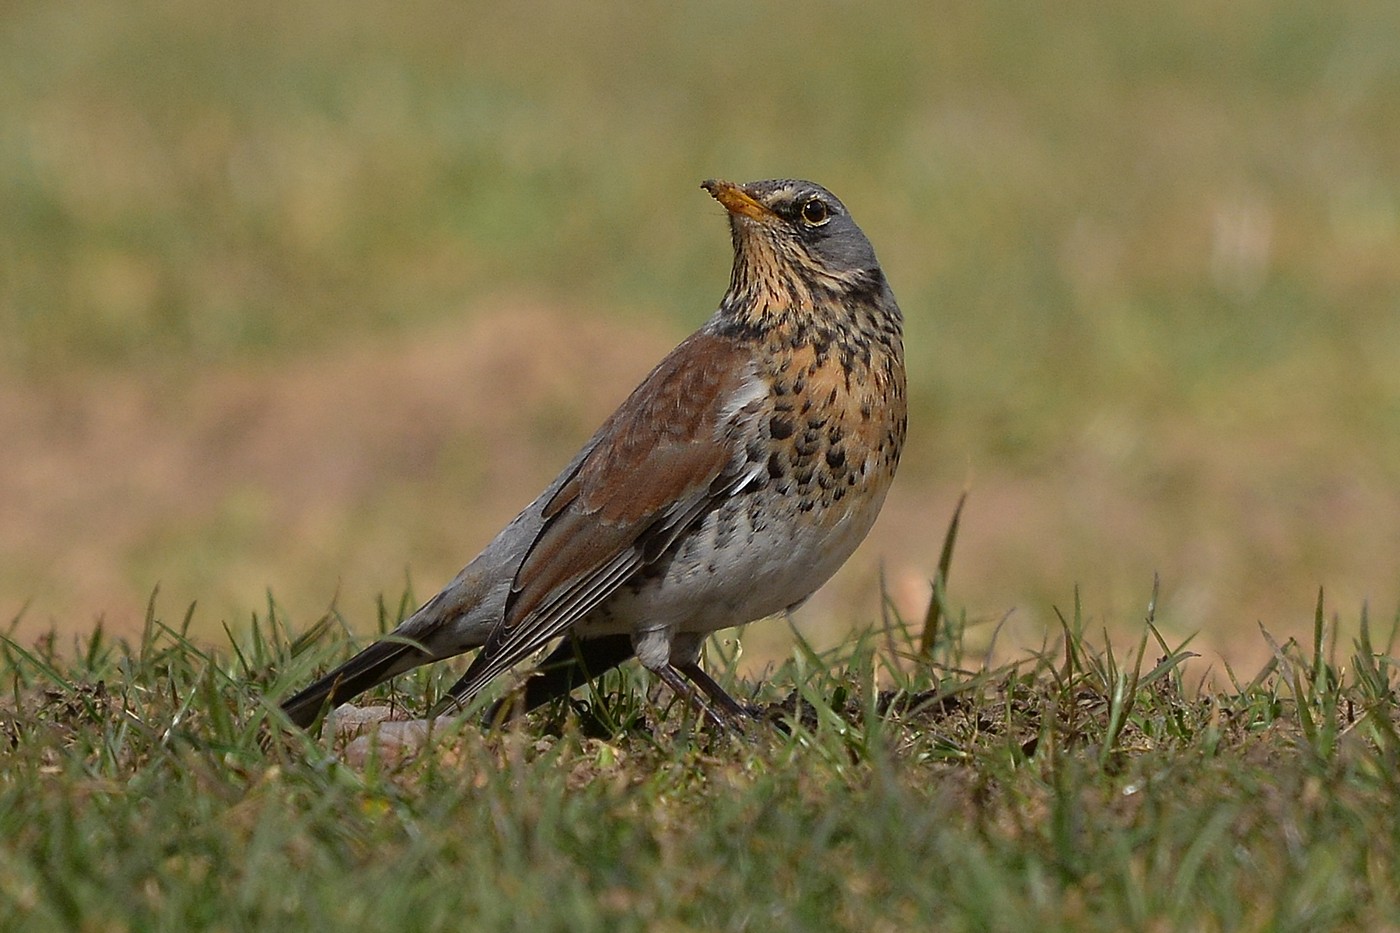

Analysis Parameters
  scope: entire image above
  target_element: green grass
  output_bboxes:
[4,586,1400,930]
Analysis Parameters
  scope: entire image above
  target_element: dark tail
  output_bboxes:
[284,633,635,729]
[280,638,428,729]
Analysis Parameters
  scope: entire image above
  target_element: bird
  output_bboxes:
[278,178,907,731]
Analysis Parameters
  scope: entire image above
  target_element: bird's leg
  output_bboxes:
[637,630,748,731]
[674,660,752,721]
[653,663,733,732]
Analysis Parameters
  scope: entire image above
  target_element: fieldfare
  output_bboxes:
[279,178,907,730]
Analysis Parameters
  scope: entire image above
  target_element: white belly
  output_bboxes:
[580,485,889,665]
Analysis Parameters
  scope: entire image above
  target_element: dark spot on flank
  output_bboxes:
[825,447,845,469]
[769,417,795,440]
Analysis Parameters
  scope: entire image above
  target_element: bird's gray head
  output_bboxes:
[702,178,881,287]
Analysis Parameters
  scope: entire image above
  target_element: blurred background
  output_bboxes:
[2,0,1398,675]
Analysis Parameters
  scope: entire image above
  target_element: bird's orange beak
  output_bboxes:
[702,179,776,222]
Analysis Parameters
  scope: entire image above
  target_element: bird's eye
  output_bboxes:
[800,198,830,226]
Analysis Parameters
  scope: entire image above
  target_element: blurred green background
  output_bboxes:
[3,0,1398,670]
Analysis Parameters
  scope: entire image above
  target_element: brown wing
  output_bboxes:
[436,330,764,709]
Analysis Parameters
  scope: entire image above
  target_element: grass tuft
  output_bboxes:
[7,585,1399,928]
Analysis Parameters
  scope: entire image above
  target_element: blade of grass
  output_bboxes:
[919,491,967,657]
